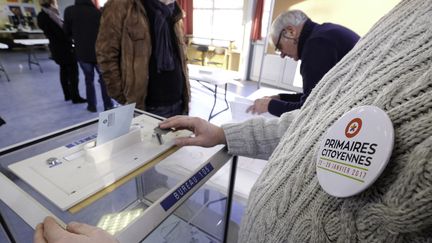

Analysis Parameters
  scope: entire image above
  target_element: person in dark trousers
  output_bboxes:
[37,0,86,104]
[64,0,114,113]
[247,10,360,117]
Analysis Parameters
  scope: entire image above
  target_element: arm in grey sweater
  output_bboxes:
[222,110,298,160]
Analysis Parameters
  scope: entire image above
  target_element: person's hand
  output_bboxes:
[246,97,272,114]
[269,94,281,100]
[34,216,118,243]
[159,115,226,147]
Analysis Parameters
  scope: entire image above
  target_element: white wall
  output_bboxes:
[250,42,302,91]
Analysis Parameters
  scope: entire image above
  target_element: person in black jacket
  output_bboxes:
[36,0,86,104]
[64,0,114,112]
[247,10,359,117]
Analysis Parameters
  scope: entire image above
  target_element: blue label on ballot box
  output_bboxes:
[65,134,97,148]
[160,163,214,211]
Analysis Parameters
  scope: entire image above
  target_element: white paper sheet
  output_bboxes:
[230,97,275,122]
[96,103,136,146]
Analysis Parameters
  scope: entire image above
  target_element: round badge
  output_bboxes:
[316,105,394,197]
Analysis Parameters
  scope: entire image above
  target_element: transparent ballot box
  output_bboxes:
[0,110,238,243]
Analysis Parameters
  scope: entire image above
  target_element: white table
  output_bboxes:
[14,39,49,73]
[21,30,44,34]
[0,29,44,34]
[188,64,238,121]
[13,39,49,45]
[0,43,10,82]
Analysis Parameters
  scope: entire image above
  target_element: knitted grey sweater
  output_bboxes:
[223,0,432,242]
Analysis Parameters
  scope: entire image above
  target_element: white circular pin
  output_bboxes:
[316,105,394,197]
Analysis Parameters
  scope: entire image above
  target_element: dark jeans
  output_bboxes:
[78,61,113,110]
[146,100,184,118]
[59,62,80,101]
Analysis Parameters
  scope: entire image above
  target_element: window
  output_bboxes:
[260,0,272,39]
[192,0,244,49]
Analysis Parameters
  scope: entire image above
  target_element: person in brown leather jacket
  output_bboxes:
[96,0,190,118]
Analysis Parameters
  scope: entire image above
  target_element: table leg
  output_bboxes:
[27,48,31,70]
[223,83,228,109]
[208,83,230,121]
[196,80,230,121]
[208,85,218,121]
[28,46,43,73]
[222,155,237,243]
[0,61,10,82]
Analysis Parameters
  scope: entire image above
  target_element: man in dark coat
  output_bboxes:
[247,10,359,117]
[36,0,86,104]
[64,0,114,112]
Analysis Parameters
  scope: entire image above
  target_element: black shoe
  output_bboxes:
[0,117,5,126]
[104,106,115,111]
[87,106,97,113]
[72,98,87,104]
[65,97,71,101]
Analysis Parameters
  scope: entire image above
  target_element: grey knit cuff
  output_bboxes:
[222,122,246,156]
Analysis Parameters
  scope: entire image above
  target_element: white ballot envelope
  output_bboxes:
[96,103,136,146]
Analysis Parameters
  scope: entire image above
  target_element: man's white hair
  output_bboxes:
[270,10,308,45]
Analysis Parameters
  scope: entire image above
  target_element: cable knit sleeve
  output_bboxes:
[221,110,299,160]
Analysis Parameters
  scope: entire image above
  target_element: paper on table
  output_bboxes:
[96,103,136,146]
[229,97,275,122]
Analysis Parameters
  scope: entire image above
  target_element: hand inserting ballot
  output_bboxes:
[153,126,175,145]
[159,116,227,147]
